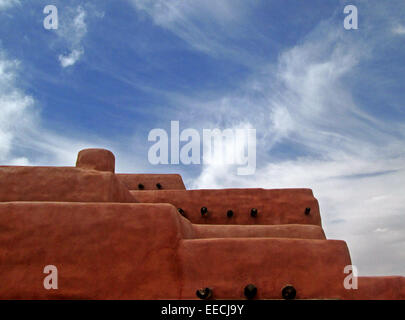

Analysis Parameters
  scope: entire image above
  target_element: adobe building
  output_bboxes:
[0,148,403,299]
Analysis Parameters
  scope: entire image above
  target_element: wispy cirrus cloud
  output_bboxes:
[0,45,147,173]
[56,5,88,68]
[0,54,34,164]
[175,14,405,275]
[0,0,19,10]
[129,0,259,59]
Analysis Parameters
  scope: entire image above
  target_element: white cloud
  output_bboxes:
[392,24,405,35]
[58,49,83,68]
[56,6,88,68]
[0,0,19,10]
[0,49,101,166]
[0,55,35,162]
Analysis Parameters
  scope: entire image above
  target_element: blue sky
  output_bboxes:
[1,0,405,275]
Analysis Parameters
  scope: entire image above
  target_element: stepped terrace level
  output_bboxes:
[0,148,403,300]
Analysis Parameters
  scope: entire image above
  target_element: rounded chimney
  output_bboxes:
[76,148,115,173]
